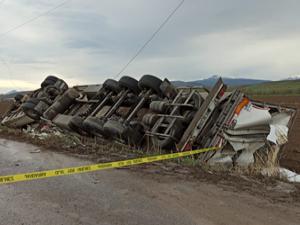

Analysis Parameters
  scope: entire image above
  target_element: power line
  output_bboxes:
[114,0,185,79]
[0,0,71,41]
[0,0,71,89]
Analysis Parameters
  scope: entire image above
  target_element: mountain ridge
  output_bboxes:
[172,76,271,87]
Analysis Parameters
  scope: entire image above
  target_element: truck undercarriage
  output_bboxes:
[1,75,296,168]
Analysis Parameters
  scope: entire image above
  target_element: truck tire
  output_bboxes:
[55,88,79,112]
[43,88,79,120]
[43,108,57,120]
[126,121,145,146]
[41,76,68,93]
[22,98,49,120]
[149,101,168,113]
[182,110,195,124]
[122,93,138,106]
[138,75,163,95]
[192,93,202,109]
[69,116,85,134]
[119,76,140,94]
[55,79,68,93]
[103,120,126,139]
[103,79,120,93]
[83,117,106,137]
[41,76,59,88]
[152,120,184,150]
[44,85,61,99]
[14,93,24,103]
[142,113,158,126]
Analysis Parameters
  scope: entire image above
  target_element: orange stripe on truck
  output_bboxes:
[235,97,250,115]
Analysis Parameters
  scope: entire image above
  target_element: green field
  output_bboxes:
[240,80,300,96]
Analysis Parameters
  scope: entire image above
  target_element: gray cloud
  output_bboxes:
[0,0,299,92]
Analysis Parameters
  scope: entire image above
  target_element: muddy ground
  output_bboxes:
[0,126,299,206]
[0,100,14,118]
[254,96,300,173]
[1,139,299,225]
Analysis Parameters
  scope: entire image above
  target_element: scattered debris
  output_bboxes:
[279,168,300,183]
[30,149,41,154]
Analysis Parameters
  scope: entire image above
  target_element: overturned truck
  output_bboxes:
[0,75,296,168]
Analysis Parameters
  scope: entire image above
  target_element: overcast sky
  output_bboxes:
[0,0,299,92]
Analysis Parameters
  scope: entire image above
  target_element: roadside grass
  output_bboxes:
[177,155,198,166]
[176,145,286,181]
[241,80,300,96]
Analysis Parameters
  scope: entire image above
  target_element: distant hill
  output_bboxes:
[5,90,18,95]
[0,90,18,99]
[0,90,31,100]
[172,75,270,87]
[285,75,300,80]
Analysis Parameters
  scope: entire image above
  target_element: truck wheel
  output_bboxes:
[149,101,168,113]
[189,93,202,109]
[56,79,68,92]
[43,108,57,120]
[83,117,106,137]
[119,76,140,94]
[43,88,79,120]
[14,93,24,103]
[69,116,85,134]
[123,93,138,106]
[41,76,68,93]
[182,110,195,124]
[178,93,202,121]
[41,76,59,88]
[103,79,120,94]
[22,98,49,120]
[103,120,126,139]
[142,113,158,126]
[54,88,79,112]
[152,120,184,150]
[44,85,61,99]
[138,75,163,95]
[126,121,145,146]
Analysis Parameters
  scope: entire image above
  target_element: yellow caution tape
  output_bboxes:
[0,147,219,185]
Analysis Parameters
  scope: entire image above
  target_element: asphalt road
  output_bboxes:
[0,138,299,225]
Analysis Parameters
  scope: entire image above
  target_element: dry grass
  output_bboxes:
[229,145,285,181]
